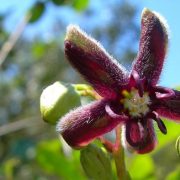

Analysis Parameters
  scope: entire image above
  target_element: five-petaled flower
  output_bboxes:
[57,8,180,154]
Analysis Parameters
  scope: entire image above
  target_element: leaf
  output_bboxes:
[32,42,46,59]
[51,0,68,6]
[154,120,180,151]
[3,158,20,180]
[72,0,89,11]
[152,140,180,179]
[127,155,155,179]
[166,166,180,180]
[28,2,45,23]
[36,139,85,179]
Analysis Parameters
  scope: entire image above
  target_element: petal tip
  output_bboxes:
[65,24,98,53]
[65,24,84,45]
[141,8,151,17]
[142,8,169,36]
[65,24,80,39]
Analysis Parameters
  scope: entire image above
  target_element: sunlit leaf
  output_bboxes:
[72,0,89,11]
[36,139,85,179]
[166,166,180,180]
[3,158,20,180]
[127,155,155,179]
[32,42,46,59]
[154,120,180,151]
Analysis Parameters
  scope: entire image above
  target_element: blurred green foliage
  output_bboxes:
[0,0,179,179]
[36,139,85,179]
[28,2,46,23]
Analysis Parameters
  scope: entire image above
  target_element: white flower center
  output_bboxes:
[122,88,151,117]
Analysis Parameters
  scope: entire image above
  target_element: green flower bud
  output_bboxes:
[40,82,81,125]
[80,144,113,180]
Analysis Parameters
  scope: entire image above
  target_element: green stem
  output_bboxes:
[112,125,129,180]
[74,84,101,100]
[89,88,129,179]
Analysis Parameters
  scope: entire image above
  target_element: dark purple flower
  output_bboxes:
[57,8,180,154]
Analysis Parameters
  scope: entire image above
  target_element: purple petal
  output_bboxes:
[56,100,125,148]
[124,119,157,154]
[64,25,128,99]
[132,8,168,85]
[155,89,180,121]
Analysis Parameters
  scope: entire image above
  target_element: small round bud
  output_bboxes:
[40,82,81,125]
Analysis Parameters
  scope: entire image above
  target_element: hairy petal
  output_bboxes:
[56,100,125,148]
[132,8,168,85]
[155,90,180,121]
[64,25,128,99]
[124,119,157,154]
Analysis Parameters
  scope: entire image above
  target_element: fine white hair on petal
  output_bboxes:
[56,106,83,133]
[65,24,128,76]
[141,8,170,38]
[152,10,170,37]
[56,99,106,133]
[151,9,170,59]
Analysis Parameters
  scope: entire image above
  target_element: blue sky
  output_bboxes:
[0,0,180,88]
[131,0,180,88]
[142,1,180,89]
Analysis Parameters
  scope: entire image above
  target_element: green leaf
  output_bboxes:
[36,139,85,179]
[52,0,73,6]
[154,120,180,151]
[127,155,155,179]
[166,166,180,180]
[3,158,20,180]
[32,42,46,59]
[28,2,45,23]
[72,0,89,11]
[51,0,67,6]
[152,139,180,179]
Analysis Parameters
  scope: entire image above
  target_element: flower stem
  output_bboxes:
[112,125,129,180]
[74,84,101,100]
[80,89,101,100]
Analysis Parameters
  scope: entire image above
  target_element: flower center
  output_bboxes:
[121,88,151,117]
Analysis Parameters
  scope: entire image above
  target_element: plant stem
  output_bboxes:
[112,125,129,180]
[91,88,129,179]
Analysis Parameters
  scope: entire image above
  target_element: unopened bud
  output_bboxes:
[40,82,81,124]
[80,144,113,180]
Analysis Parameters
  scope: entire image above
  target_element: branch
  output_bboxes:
[0,117,44,136]
[0,14,30,67]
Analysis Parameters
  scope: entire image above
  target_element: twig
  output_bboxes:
[0,14,30,67]
[0,117,43,136]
